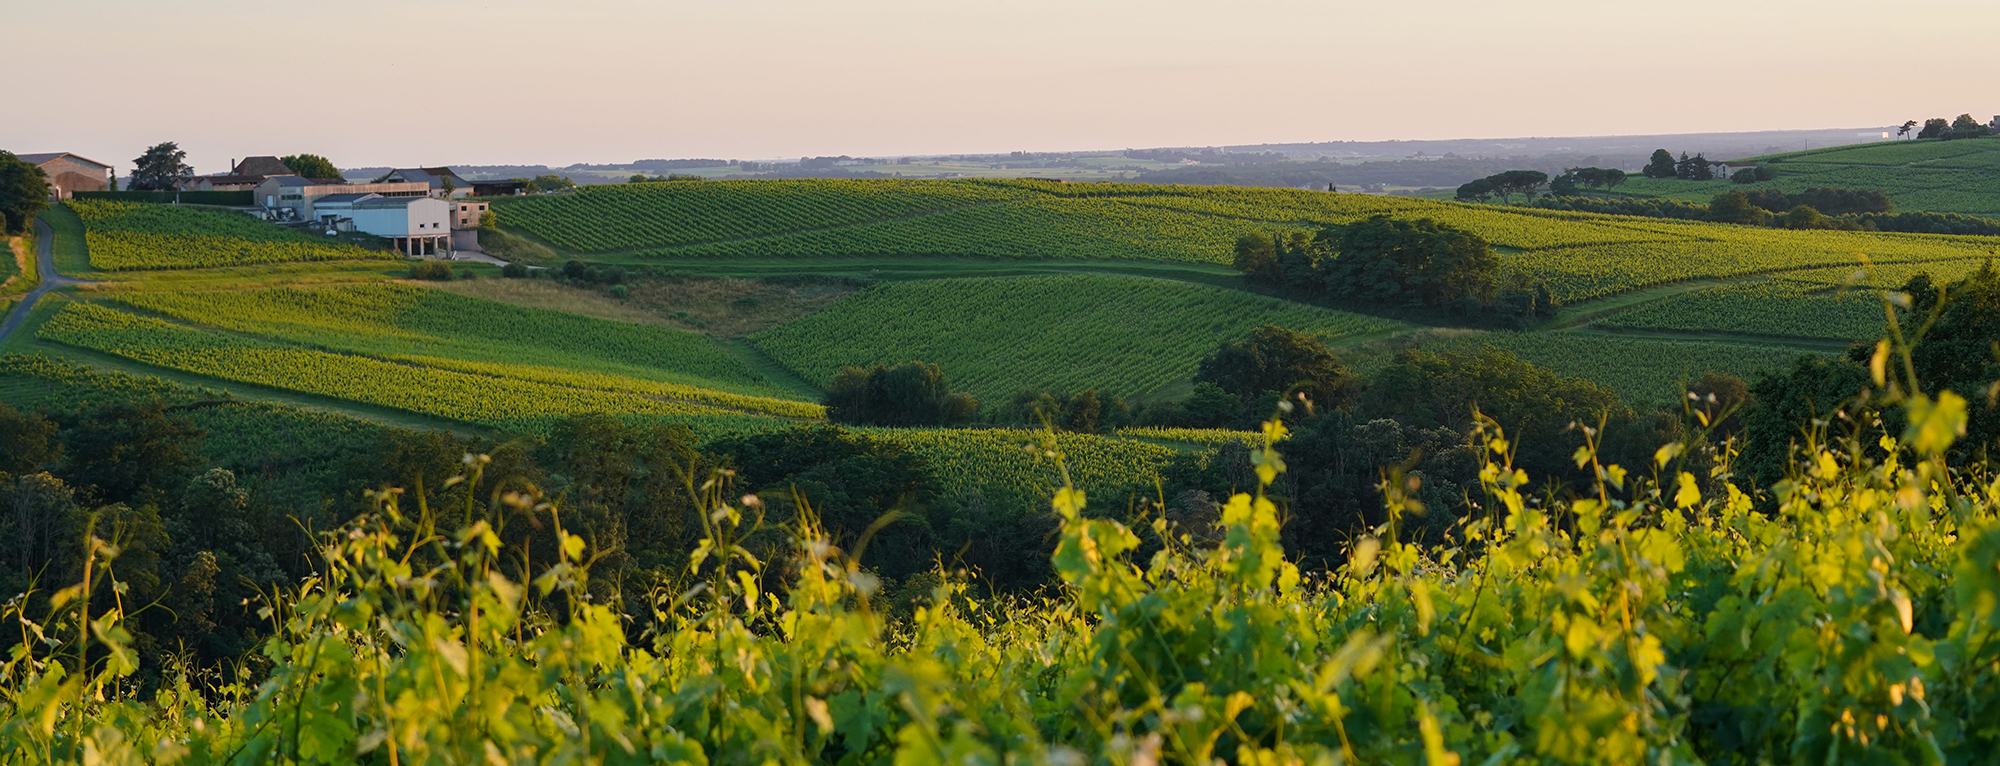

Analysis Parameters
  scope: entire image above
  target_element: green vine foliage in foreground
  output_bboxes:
[6,363,2000,764]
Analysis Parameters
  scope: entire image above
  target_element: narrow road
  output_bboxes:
[0,218,90,344]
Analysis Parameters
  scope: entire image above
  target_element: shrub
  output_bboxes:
[501,262,529,278]
[410,260,453,280]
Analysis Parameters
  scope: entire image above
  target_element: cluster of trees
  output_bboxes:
[1902,114,1995,141]
[1546,166,1627,195]
[0,151,52,236]
[825,361,980,427]
[279,154,342,180]
[1729,165,1780,184]
[1452,170,1548,203]
[1234,216,1558,323]
[1642,149,1725,180]
[628,173,704,183]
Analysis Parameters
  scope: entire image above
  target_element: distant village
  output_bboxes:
[17,152,526,258]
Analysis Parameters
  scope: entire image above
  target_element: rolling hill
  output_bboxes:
[1611,135,2000,216]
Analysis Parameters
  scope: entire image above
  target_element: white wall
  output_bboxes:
[345,197,451,238]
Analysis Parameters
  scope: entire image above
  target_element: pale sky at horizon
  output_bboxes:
[11,0,1998,174]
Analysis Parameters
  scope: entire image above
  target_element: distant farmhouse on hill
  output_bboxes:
[16,152,113,199]
[180,156,341,192]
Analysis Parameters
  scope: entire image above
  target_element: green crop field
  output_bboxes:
[34,301,794,433]
[496,178,2000,303]
[750,274,1401,403]
[1614,136,2000,216]
[103,282,811,409]
[67,200,395,270]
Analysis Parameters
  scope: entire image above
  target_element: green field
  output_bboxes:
[67,200,395,271]
[750,274,1401,403]
[103,282,807,407]
[1614,135,2000,216]
[495,179,2000,303]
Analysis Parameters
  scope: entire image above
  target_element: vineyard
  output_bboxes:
[10,390,2000,764]
[1615,136,2000,216]
[103,283,804,404]
[490,179,1020,252]
[34,302,787,433]
[750,274,1401,403]
[494,178,2000,303]
[67,200,393,270]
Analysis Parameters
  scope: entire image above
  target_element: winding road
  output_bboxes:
[0,218,90,344]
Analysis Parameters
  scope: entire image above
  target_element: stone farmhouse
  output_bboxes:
[16,153,113,199]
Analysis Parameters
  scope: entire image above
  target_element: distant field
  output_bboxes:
[1360,330,1826,406]
[1615,136,2000,216]
[750,274,1401,403]
[68,200,393,271]
[495,178,2000,302]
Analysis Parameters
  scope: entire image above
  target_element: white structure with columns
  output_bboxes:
[313,194,454,257]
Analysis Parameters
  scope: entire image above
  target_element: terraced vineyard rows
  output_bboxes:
[106,283,809,408]
[68,200,393,270]
[35,302,776,432]
[750,274,1401,403]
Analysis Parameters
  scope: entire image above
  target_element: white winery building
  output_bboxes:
[313,194,454,256]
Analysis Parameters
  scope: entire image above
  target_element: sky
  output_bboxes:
[10,0,1999,173]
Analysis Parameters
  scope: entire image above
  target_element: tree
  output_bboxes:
[1898,120,1918,139]
[1488,170,1548,202]
[1643,149,1678,179]
[0,152,51,236]
[1950,114,1991,139]
[279,154,341,180]
[1707,191,1769,226]
[1232,232,1281,284]
[56,399,204,503]
[825,362,978,427]
[1454,178,1496,202]
[1195,325,1359,412]
[0,402,58,474]
[529,174,576,193]
[1548,173,1579,196]
[1323,215,1500,310]
[1674,152,1714,180]
[130,142,193,191]
[1918,118,1951,139]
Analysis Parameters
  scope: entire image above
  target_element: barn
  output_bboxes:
[15,153,113,199]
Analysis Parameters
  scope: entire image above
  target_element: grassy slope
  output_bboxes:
[1612,136,2000,216]
[750,274,1402,403]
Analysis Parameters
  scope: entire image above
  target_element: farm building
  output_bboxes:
[312,194,453,256]
[180,156,335,192]
[256,176,430,220]
[16,153,112,199]
[452,200,489,230]
[379,167,476,198]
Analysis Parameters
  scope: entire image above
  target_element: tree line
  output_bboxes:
[1529,187,2000,234]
